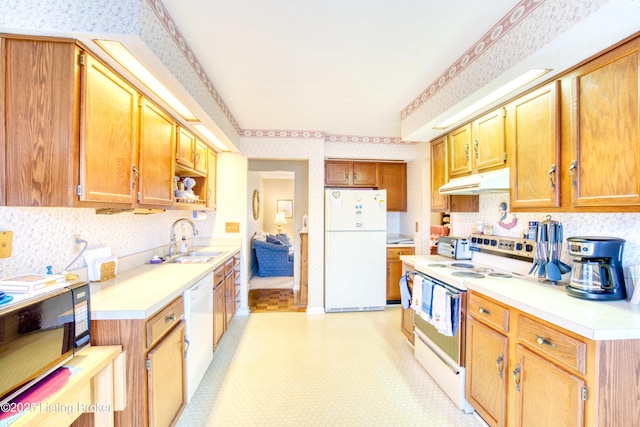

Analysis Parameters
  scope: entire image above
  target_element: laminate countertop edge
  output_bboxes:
[89,246,240,321]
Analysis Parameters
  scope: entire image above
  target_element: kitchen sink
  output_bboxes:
[172,256,215,264]
[186,250,222,257]
[163,249,223,264]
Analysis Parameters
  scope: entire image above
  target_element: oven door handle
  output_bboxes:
[415,331,461,375]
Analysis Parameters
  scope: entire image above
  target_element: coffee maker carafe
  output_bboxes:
[566,237,626,300]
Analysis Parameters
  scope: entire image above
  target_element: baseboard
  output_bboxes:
[306,306,326,315]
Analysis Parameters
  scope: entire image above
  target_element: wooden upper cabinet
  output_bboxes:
[449,109,506,179]
[2,38,80,206]
[430,136,449,211]
[473,108,506,171]
[352,162,377,186]
[194,139,208,174]
[80,53,138,205]
[448,124,472,177]
[138,98,175,207]
[508,81,561,210]
[325,161,378,187]
[568,36,640,207]
[176,126,196,169]
[378,162,407,211]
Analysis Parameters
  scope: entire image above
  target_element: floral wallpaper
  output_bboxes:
[450,193,640,271]
[0,207,215,278]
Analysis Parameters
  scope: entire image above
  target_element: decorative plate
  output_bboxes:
[252,189,260,220]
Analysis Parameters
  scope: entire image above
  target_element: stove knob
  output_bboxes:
[525,244,533,252]
[483,239,490,245]
[515,243,523,250]
[490,239,498,246]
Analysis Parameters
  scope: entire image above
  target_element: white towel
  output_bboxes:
[411,275,423,313]
[430,285,455,336]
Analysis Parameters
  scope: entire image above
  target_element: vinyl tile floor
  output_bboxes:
[177,307,483,427]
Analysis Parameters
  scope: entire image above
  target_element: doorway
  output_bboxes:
[247,160,309,312]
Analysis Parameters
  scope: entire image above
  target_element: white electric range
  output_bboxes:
[410,233,537,413]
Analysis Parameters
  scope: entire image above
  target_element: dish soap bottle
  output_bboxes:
[179,236,188,254]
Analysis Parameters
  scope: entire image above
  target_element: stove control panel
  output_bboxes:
[470,233,535,260]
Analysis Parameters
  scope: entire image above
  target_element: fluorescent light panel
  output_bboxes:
[95,40,198,121]
[193,124,228,152]
[435,68,552,129]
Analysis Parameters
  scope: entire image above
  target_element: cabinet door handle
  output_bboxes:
[513,364,521,392]
[548,164,556,189]
[132,165,139,189]
[569,160,578,188]
[464,143,470,160]
[536,335,557,349]
[166,313,176,322]
[184,337,190,357]
[346,171,349,179]
[474,140,479,159]
[478,307,491,315]
[496,353,504,379]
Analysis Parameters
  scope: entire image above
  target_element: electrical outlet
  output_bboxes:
[0,231,13,258]
[73,234,82,254]
[225,222,240,233]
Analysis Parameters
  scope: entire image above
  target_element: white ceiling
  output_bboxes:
[161,0,521,139]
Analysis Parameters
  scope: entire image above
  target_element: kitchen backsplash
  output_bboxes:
[450,193,640,267]
[0,207,215,278]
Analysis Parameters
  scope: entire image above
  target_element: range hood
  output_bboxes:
[439,168,510,195]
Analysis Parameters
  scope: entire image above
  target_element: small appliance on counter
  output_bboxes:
[437,236,472,260]
[566,236,626,300]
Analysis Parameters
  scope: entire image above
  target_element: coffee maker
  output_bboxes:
[566,236,626,300]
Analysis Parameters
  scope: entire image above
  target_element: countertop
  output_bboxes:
[89,245,240,320]
[400,254,640,341]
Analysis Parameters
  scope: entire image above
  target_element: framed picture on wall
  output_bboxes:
[277,200,293,218]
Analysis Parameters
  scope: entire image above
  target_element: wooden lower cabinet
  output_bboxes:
[386,246,414,302]
[466,316,508,426]
[400,263,414,344]
[513,344,585,426]
[466,290,640,427]
[90,295,186,427]
[213,251,241,350]
[213,266,226,349]
[147,321,187,427]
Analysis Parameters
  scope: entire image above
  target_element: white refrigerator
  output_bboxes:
[325,189,387,312]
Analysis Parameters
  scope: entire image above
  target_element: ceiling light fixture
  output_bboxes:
[95,39,198,122]
[193,124,229,152]
[434,68,552,129]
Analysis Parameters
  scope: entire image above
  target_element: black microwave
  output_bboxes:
[0,282,90,405]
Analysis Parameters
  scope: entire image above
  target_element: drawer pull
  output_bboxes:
[513,364,521,392]
[478,307,491,315]
[496,354,504,379]
[536,335,557,349]
[166,313,176,322]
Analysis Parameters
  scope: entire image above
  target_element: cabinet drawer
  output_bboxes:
[146,296,184,349]
[468,292,509,334]
[387,247,414,260]
[214,266,225,287]
[517,314,586,375]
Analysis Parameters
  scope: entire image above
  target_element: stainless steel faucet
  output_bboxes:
[169,218,199,256]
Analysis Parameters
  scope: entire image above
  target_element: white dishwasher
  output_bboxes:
[184,272,214,402]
